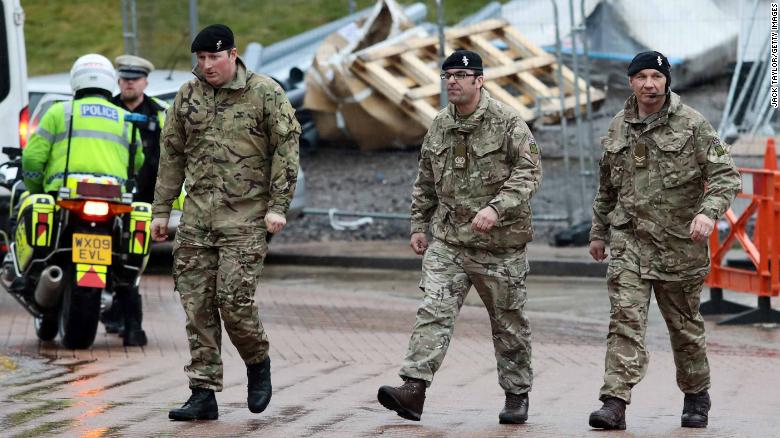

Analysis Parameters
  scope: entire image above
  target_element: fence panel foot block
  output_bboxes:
[717,297,780,325]
[700,287,754,315]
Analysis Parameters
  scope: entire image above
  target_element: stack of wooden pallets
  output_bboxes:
[350,19,604,128]
[304,8,605,151]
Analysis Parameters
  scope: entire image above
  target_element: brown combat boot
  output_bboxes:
[681,390,710,428]
[377,377,426,421]
[589,396,626,430]
[499,392,529,424]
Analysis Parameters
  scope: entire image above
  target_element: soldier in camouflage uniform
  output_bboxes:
[377,50,542,424]
[588,51,741,430]
[150,25,300,421]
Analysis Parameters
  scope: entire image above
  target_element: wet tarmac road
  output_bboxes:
[0,266,778,437]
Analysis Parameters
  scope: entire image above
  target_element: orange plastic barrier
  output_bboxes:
[703,137,780,324]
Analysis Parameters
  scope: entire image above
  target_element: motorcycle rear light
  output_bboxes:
[58,199,134,221]
[83,201,109,217]
[19,106,29,149]
[135,221,146,231]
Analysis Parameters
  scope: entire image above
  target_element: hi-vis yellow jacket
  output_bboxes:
[23,96,144,193]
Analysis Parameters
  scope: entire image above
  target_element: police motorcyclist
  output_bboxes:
[23,53,146,346]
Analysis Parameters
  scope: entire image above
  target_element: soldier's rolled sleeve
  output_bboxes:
[410,131,438,234]
[487,122,542,222]
[266,85,301,216]
[693,120,741,220]
[152,91,187,219]
[590,151,616,242]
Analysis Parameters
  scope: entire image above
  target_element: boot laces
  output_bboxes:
[602,398,625,415]
[183,390,210,408]
[399,380,423,392]
[505,393,527,409]
[684,392,709,415]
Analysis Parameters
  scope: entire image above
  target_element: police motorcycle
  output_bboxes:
[0,113,152,349]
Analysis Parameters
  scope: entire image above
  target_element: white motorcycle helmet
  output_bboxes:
[69,53,116,95]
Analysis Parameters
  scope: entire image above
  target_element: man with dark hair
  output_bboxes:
[588,50,741,430]
[377,49,542,424]
[153,24,300,421]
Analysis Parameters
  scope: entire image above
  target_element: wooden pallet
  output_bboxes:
[350,19,605,127]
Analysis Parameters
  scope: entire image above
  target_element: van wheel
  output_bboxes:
[34,314,58,341]
[58,280,101,349]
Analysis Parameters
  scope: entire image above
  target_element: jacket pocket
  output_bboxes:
[609,230,627,259]
[657,224,709,272]
[602,137,628,187]
[479,163,510,185]
[430,142,449,185]
[657,133,701,189]
[496,257,529,310]
[474,138,510,186]
[495,203,531,227]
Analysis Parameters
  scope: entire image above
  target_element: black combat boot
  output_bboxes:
[101,304,124,334]
[499,392,529,424]
[377,377,427,421]
[589,396,627,430]
[168,388,218,421]
[681,390,710,428]
[247,357,272,413]
[122,325,147,347]
[121,289,147,347]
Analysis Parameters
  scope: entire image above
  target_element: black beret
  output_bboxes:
[442,50,483,72]
[627,50,671,91]
[191,24,235,53]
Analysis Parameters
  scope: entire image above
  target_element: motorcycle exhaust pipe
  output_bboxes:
[34,266,63,309]
[2,264,15,283]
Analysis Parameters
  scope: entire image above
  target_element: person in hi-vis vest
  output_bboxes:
[23,53,146,346]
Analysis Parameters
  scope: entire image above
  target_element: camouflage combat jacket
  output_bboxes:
[410,89,542,251]
[152,58,300,230]
[590,92,741,280]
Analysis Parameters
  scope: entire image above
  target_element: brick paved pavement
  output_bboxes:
[0,266,778,437]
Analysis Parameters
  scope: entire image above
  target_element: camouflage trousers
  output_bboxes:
[601,234,710,403]
[173,224,270,391]
[399,239,533,395]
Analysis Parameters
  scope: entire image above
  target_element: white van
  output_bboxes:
[0,0,27,151]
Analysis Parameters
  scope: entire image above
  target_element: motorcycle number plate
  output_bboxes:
[72,234,112,265]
